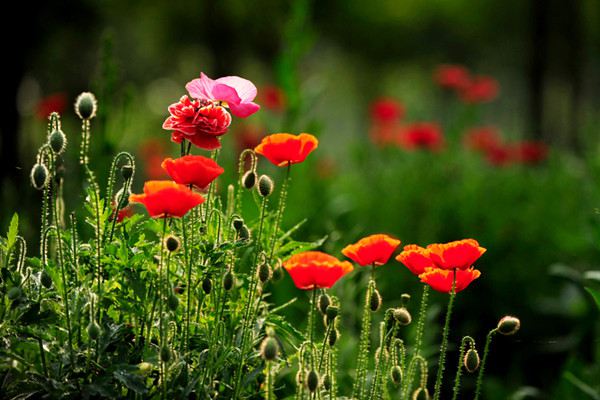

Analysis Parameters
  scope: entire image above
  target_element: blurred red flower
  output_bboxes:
[370,97,404,124]
[396,244,434,276]
[342,234,401,266]
[140,139,169,179]
[460,75,499,103]
[161,155,224,190]
[283,251,353,290]
[369,124,399,146]
[129,180,204,218]
[434,64,471,91]
[397,123,444,151]
[419,267,481,293]
[427,239,486,270]
[514,141,548,165]
[259,85,286,112]
[485,143,515,167]
[255,133,318,167]
[463,126,503,153]
[234,123,264,154]
[36,93,67,120]
[163,95,232,150]
[112,203,135,223]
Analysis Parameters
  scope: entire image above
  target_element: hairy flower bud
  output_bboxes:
[41,270,53,288]
[49,129,67,154]
[202,277,212,294]
[75,92,98,120]
[326,305,339,323]
[323,374,331,390]
[257,175,274,197]
[393,307,412,326]
[464,348,480,372]
[31,163,49,190]
[164,235,180,253]
[306,370,320,392]
[242,170,257,189]
[272,265,284,282]
[121,164,134,180]
[258,262,272,283]
[223,270,234,291]
[497,315,520,335]
[232,217,244,231]
[318,294,331,315]
[328,328,339,347]
[370,288,382,312]
[260,336,279,361]
[238,225,251,241]
[390,365,403,386]
[87,320,101,340]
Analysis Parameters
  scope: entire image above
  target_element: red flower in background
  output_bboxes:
[463,126,503,153]
[419,267,481,293]
[161,155,224,190]
[434,64,471,91]
[427,239,486,270]
[370,97,404,124]
[283,251,354,290]
[129,180,205,218]
[140,139,169,179]
[370,124,399,146]
[514,141,548,165]
[234,123,264,154]
[36,93,67,120]
[485,143,514,167]
[342,234,401,267]
[255,133,318,167]
[396,244,434,276]
[460,75,499,103]
[397,123,444,151]
[114,204,135,223]
[259,85,286,112]
[163,95,232,150]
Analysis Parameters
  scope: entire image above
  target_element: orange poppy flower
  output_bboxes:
[129,180,205,218]
[419,267,481,293]
[254,133,318,167]
[283,251,353,290]
[426,239,486,270]
[341,234,401,266]
[396,244,434,275]
[161,155,224,190]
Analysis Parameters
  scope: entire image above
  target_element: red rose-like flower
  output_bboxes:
[426,239,486,270]
[460,76,499,103]
[255,133,318,167]
[514,141,548,165]
[283,251,353,290]
[161,155,224,190]
[397,123,444,151]
[434,64,471,91]
[419,267,481,293]
[396,244,434,276]
[129,181,205,218]
[163,95,232,150]
[342,234,401,267]
[370,98,404,124]
[463,126,503,153]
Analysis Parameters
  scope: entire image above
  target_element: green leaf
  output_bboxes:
[113,369,149,394]
[7,213,18,250]
[584,287,600,311]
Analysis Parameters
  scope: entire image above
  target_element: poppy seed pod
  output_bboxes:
[497,315,520,335]
[259,336,279,361]
[49,129,67,154]
[232,217,244,231]
[328,328,339,347]
[322,374,331,390]
[75,92,98,120]
[87,320,101,340]
[258,262,272,283]
[165,235,180,253]
[370,288,382,312]
[160,345,171,362]
[238,225,251,241]
[242,170,257,189]
[223,270,234,291]
[306,370,320,392]
[326,305,339,322]
[318,293,331,315]
[121,164,134,180]
[393,307,412,326]
[31,163,49,190]
[202,277,212,294]
[257,174,274,197]
[464,348,480,372]
[390,365,403,386]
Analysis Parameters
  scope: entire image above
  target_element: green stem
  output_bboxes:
[308,287,317,368]
[404,285,430,396]
[432,270,457,400]
[158,217,168,400]
[352,278,376,399]
[183,210,192,352]
[451,336,474,400]
[474,329,497,400]
[267,162,291,263]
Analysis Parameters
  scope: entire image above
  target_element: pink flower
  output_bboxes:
[186,72,260,118]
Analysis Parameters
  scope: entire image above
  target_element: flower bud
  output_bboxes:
[160,345,171,362]
[202,277,212,294]
[238,225,251,241]
[232,218,244,231]
[258,262,272,283]
[260,336,279,361]
[393,307,412,326]
[272,265,284,282]
[322,374,331,390]
[121,164,134,180]
[75,92,98,120]
[464,348,480,373]
[242,170,257,189]
[7,287,21,301]
[41,270,53,288]
[318,294,331,315]
[223,270,234,291]
[370,288,382,312]
[257,175,274,197]
[306,370,319,392]
[31,163,49,190]
[49,129,67,154]
[87,320,101,340]
[328,328,339,347]
[164,235,180,253]
[497,315,520,335]
[412,387,430,400]
[168,293,179,311]
[326,305,339,322]
[390,365,403,386]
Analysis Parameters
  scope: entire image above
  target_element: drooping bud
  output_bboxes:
[328,328,339,346]
[160,345,171,362]
[41,270,53,288]
[202,277,212,294]
[164,235,180,253]
[232,217,244,231]
[242,170,257,189]
[393,307,412,326]
[464,348,480,373]
[223,270,234,291]
[257,175,274,197]
[306,370,319,392]
[318,294,331,315]
[258,262,272,283]
[412,387,430,400]
[31,163,49,190]
[167,292,179,311]
[260,336,279,361]
[238,225,251,241]
[75,92,98,120]
[326,305,339,323]
[370,288,382,312]
[390,365,403,386]
[49,129,67,154]
[121,164,134,180]
[87,320,101,340]
[497,315,520,335]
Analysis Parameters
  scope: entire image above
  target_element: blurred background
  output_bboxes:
[2,0,600,398]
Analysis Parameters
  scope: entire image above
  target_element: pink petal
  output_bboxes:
[229,101,261,118]
[186,72,216,100]
[215,76,258,102]
[212,83,242,106]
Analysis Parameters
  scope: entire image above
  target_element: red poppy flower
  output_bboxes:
[463,126,503,153]
[426,239,486,270]
[163,95,232,150]
[259,85,286,112]
[254,133,318,167]
[434,64,471,91]
[129,180,205,218]
[36,93,67,120]
[370,97,404,124]
[396,244,434,276]
[283,251,353,290]
[485,143,515,167]
[161,155,224,190]
[342,234,401,267]
[419,267,481,293]
[514,141,548,165]
[397,123,444,151]
[460,76,499,103]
